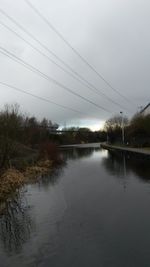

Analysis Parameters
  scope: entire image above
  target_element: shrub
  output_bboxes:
[39,142,62,164]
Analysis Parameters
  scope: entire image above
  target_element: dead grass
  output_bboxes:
[0,159,53,201]
[37,159,52,168]
[24,159,52,180]
[0,169,24,201]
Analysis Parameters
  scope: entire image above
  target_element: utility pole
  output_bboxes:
[120,111,125,145]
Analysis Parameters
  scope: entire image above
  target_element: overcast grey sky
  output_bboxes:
[0,0,149,130]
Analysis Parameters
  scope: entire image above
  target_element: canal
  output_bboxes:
[0,144,150,267]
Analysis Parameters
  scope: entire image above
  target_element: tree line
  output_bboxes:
[56,127,106,145]
[0,104,59,168]
[104,112,150,147]
[0,103,106,168]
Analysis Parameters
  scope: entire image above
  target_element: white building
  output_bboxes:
[140,103,150,116]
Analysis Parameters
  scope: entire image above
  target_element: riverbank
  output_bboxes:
[0,141,64,202]
[101,143,150,156]
[0,159,53,202]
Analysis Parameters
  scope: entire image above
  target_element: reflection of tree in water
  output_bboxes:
[33,161,67,188]
[41,147,99,186]
[102,152,129,179]
[0,191,35,254]
[0,161,67,255]
[102,151,150,181]
[62,147,99,161]
[127,157,150,181]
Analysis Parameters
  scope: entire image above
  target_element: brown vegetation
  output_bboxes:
[0,103,63,202]
[39,142,62,164]
[0,169,24,201]
[0,159,54,202]
[0,104,59,169]
[24,159,53,181]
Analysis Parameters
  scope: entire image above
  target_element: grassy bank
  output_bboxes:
[0,159,53,202]
[0,142,63,202]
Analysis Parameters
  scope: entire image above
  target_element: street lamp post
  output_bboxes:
[120,111,125,145]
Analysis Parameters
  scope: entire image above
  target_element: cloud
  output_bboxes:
[0,0,149,129]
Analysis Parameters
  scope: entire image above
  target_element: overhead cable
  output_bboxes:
[0,9,130,112]
[0,81,86,114]
[24,0,133,105]
[0,46,111,113]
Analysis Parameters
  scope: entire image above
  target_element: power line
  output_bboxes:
[0,8,84,75]
[0,46,111,113]
[24,0,133,105]
[0,9,130,112]
[0,81,85,114]
[0,20,129,112]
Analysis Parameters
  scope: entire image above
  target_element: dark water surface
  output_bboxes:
[0,144,150,267]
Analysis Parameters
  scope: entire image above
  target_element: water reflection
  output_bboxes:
[0,164,66,255]
[62,147,99,160]
[102,150,150,182]
[0,191,34,254]
[0,146,150,267]
[33,162,66,188]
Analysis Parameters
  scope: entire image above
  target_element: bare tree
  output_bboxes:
[104,115,128,132]
[104,114,129,144]
[0,104,22,168]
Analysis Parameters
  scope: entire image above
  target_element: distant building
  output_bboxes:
[140,103,150,116]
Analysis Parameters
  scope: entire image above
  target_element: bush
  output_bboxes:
[39,142,62,164]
